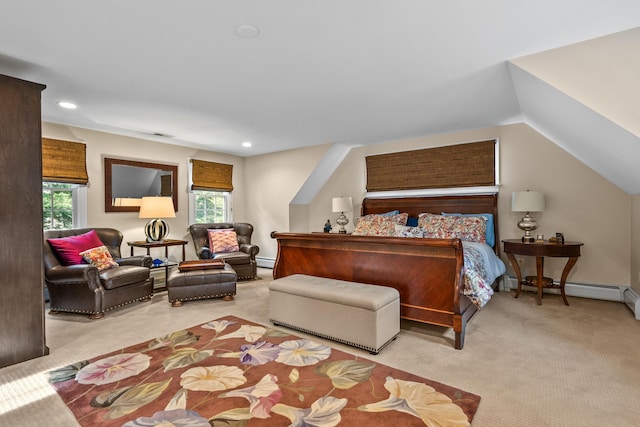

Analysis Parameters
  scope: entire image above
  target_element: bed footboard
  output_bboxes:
[270,232,477,349]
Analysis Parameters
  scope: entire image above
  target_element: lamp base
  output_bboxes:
[521,234,535,243]
[336,212,349,234]
[145,218,169,242]
[517,212,538,244]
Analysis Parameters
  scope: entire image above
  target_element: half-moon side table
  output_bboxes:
[502,239,583,306]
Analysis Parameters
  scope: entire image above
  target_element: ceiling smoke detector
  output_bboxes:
[235,25,260,38]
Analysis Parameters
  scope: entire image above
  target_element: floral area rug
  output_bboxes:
[48,315,480,426]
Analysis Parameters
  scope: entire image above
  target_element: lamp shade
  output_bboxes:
[512,191,545,213]
[138,196,176,219]
[332,197,352,213]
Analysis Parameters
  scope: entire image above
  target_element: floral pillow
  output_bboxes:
[393,224,425,238]
[418,213,487,243]
[352,213,409,236]
[79,245,119,271]
[442,212,495,247]
[207,229,240,253]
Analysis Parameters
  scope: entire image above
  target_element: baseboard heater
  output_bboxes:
[623,287,640,320]
[504,275,625,302]
[256,256,275,269]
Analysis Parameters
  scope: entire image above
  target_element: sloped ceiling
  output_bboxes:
[510,27,640,194]
[0,1,639,191]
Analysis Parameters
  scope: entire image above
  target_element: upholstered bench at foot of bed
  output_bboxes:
[166,264,237,307]
[268,274,400,354]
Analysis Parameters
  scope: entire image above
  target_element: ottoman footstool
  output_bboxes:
[269,274,400,354]
[167,264,237,307]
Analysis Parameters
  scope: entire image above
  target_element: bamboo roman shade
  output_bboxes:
[42,138,89,184]
[366,140,496,192]
[190,159,233,192]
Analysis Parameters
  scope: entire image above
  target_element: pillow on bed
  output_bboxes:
[393,224,425,238]
[352,212,409,236]
[418,213,487,243]
[442,213,495,247]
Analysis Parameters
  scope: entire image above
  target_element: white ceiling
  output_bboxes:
[1,1,639,173]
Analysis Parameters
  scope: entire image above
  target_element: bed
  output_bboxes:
[271,194,505,349]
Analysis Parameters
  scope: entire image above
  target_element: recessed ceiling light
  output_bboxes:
[242,141,252,148]
[235,25,260,38]
[57,101,77,110]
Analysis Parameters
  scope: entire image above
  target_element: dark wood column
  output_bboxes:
[0,74,47,367]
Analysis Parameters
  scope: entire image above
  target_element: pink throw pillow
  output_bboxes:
[207,229,240,253]
[47,230,105,266]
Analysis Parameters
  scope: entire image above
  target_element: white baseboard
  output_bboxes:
[504,275,625,302]
[256,257,275,269]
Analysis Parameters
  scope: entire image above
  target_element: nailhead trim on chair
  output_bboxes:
[49,293,153,318]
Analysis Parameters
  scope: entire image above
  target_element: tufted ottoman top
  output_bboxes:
[269,274,399,311]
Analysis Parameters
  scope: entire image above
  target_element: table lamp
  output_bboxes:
[138,196,176,242]
[512,190,545,243]
[332,197,353,234]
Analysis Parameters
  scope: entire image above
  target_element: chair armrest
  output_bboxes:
[239,243,259,259]
[198,247,212,259]
[44,264,101,287]
[116,255,152,268]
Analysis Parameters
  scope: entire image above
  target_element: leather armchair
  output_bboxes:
[44,228,154,319]
[189,223,259,280]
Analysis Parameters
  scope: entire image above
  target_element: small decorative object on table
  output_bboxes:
[549,233,565,244]
[535,234,544,244]
[324,219,332,233]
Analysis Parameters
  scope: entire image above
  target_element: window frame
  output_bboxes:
[188,190,232,225]
[42,182,87,230]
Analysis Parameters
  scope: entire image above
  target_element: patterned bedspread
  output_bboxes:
[461,241,506,308]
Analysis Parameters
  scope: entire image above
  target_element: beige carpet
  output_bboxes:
[1,268,639,426]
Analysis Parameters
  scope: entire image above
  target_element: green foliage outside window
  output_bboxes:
[43,182,74,230]
[194,191,228,223]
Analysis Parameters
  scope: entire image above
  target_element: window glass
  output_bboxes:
[192,191,230,223]
[43,182,75,230]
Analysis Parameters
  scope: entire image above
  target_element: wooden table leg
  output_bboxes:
[559,257,579,306]
[536,256,544,305]
[506,253,523,298]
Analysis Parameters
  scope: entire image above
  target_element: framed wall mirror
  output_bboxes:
[104,157,178,212]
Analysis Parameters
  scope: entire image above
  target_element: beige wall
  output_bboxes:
[42,123,246,262]
[43,121,633,288]
[243,143,332,260]
[254,123,630,287]
[632,195,640,291]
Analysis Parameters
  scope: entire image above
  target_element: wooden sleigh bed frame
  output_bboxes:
[271,194,499,350]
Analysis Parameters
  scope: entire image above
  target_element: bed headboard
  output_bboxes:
[361,194,499,252]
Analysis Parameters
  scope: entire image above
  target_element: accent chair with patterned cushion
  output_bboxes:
[44,228,154,319]
[189,223,259,280]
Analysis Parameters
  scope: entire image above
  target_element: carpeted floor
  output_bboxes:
[1,268,639,426]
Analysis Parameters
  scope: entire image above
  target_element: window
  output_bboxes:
[191,190,231,223]
[42,182,87,230]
